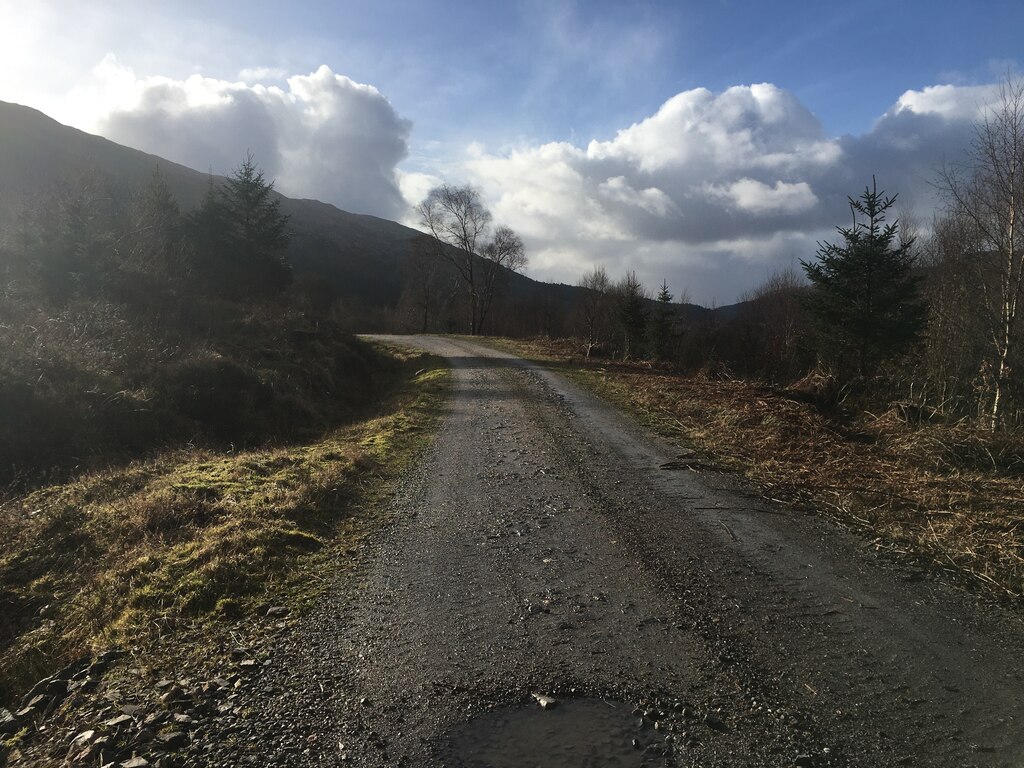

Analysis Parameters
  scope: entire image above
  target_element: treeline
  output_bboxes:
[550,174,1022,430]
[382,81,1024,432]
[0,156,382,487]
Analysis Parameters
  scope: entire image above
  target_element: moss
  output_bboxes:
[3,726,29,749]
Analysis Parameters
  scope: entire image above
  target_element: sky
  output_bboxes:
[1,0,1021,304]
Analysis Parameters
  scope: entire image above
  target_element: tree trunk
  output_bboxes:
[991,340,1009,430]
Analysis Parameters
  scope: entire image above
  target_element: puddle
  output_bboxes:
[437,698,669,767]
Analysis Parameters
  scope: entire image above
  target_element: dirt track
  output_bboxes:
[199,336,1024,767]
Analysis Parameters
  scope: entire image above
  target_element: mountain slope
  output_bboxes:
[0,100,711,329]
[0,100,419,306]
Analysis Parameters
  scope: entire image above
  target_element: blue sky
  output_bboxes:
[1,1,1021,302]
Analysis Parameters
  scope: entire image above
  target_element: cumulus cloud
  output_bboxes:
[456,80,1002,303]
[91,57,411,218]
[458,83,843,299]
[709,178,817,215]
[585,84,836,174]
[890,83,998,121]
[466,83,847,251]
[66,55,1014,302]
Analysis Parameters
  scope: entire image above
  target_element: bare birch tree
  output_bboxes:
[576,265,613,357]
[416,184,525,335]
[479,225,526,332]
[940,78,1024,428]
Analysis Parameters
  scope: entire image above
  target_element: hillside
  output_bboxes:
[0,101,404,306]
[0,100,713,332]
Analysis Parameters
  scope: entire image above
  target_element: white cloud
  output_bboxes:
[454,81,1012,303]
[464,84,840,265]
[890,83,998,121]
[598,177,679,217]
[86,58,411,218]
[396,170,443,226]
[586,84,834,174]
[710,178,818,215]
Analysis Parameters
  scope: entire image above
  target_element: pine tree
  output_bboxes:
[801,178,925,379]
[651,279,675,361]
[186,174,232,288]
[126,167,184,276]
[221,153,291,269]
[186,154,292,297]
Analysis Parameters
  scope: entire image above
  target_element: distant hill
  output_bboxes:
[0,100,713,330]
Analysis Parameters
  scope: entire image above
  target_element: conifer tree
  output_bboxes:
[651,279,675,361]
[801,178,925,379]
[126,167,184,276]
[187,154,292,297]
[220,152,291,272]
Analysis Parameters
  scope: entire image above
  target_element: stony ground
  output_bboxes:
[4,336,1023,767]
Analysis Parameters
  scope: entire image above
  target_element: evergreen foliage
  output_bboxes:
[651,279,675,361]
[0,160,371,488]
[16,175,118,302]
[801,179,926,379]
[188,153,292,297]
[125,168,185,277]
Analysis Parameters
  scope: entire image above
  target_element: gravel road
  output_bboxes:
[195,335,1024,767]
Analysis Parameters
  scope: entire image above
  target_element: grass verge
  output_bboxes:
[0,344,450,707]
[487,336,1024,601]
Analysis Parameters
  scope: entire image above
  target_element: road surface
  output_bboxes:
[200,336,1024,767]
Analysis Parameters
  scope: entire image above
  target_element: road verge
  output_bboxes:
[0,344,449,723]
[485,336,1023,602]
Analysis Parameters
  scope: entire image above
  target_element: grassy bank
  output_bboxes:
[490,337,1023,601]
[0,345,449,706]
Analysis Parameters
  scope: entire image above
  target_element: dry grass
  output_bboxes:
[0,289,386,489]
[0,349,449,706]
[491,336,1024,601]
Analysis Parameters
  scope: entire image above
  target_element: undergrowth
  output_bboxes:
[0,294,385,490]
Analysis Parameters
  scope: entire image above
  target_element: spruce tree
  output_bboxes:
[801,178,925,379]
[651,279,675,361]
[186,154,292,298]
[221,154,290,268]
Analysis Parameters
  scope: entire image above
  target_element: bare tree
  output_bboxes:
[417,184,525,335]
[416,184,490,334]
[614,271,649,360]
[940,78,1024,428]
[479,225,526,332]
[916,213,990,415]
[576,265,613,357]
[398,234,446,332]
[736,267,807,382]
